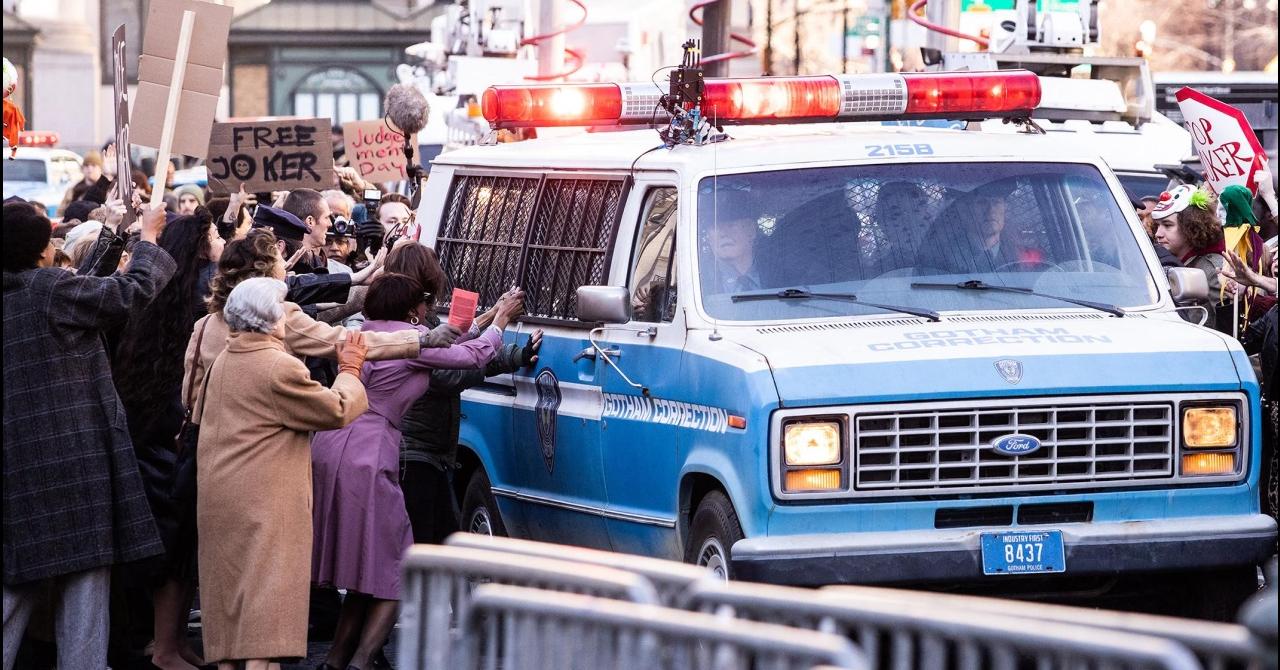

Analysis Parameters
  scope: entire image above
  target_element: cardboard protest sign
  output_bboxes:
[343,120,411,184]
[110,25,134,224]
[448,289,480,332]
[1175,87,1267,194]
[206,118,334,194]
[131,0,232,159]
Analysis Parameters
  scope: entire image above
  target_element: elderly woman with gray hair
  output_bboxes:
[195,277,370,670]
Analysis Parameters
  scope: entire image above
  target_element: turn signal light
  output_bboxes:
[784,468,842,492]
[1181,453,1236,476]
[1183,407,1237,448]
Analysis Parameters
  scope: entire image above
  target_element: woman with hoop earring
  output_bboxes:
[308,273,523,670]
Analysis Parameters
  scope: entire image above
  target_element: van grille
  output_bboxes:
[854,401,1175,491]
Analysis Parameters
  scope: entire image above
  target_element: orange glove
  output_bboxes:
[336,330,369,379]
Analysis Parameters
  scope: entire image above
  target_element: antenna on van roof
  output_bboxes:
[659,40,727,148]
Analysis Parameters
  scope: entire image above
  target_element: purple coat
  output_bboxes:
[310,320,501,599]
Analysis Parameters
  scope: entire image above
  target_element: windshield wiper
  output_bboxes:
[730,288,942,322]
[909,280,1125,317]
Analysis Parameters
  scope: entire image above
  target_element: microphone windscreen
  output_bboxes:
[385,84,430,138]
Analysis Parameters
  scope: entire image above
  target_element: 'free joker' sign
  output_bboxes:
[1175,87,1266,194]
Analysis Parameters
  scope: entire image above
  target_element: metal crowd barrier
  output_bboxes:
[685,580,1203,670]
[445,532,717,606]
[398,544,661,670]
[459,583,868,670]
[822,584,1269,670]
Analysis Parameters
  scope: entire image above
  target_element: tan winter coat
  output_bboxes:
[183,301,418,423]
[196,330,368,662]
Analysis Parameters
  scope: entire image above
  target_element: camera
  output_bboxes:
[363,188,381,212]
[329,215,354,238]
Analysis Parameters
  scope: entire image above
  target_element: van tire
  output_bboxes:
[462,468,507,537]
[685,491,743,580]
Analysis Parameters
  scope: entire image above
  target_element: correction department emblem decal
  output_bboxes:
[534,368,562,474]
[994,359,1023,385]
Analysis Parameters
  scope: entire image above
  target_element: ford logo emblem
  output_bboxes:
[991,434,1042,456]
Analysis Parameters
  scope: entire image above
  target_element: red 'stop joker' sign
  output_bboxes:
[1175,87,1266,194]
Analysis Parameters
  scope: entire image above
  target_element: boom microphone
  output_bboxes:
[385,84,430,138]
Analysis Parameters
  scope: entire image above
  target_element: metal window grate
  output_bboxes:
[854,401,1175,491]
[435,173,628,321]
[437,173,542,312]
[522,177,627,320]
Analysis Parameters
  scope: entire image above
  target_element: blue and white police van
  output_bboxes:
[414,68,1276,612]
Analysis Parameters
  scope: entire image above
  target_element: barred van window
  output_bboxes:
[436,173,542,313]
[435,172,628,321]
[523,178,628,320]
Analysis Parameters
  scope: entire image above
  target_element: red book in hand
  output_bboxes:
[449,289,479,332]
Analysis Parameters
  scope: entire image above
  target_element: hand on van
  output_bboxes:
[520,330,543,368]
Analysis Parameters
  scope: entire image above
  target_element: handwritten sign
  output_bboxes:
[448,288,479,332]
[110,24,135,226]
[343,120,409,184]
[1175,87,1266,194]
[206,118,334,194]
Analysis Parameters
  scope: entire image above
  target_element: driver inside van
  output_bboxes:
[703,203,763,294]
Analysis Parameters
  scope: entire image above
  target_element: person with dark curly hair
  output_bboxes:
[110,211,223,670]
[1153,185,1230,332]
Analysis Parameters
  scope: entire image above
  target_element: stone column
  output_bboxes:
[23,0,102,154]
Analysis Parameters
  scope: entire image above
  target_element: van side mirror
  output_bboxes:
[1166,267,1208,303]
[576,286,631,324]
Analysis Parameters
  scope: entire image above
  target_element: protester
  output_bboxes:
[182,229,458,427]
[58,149,103,213]
[310,272,521,670]
[110,212,222,670]
[389,244,541,544]
[3,200,173,670]
[280,188,333,274]
[1152,185,1230,332]
[1132,197,1181,268]
[174,184,205,216]
[322,189,356,274]
[377,193,417,246]
[195,277,370,668]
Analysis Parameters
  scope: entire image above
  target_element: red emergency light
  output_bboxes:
[18,130,60,147]
[481,70,1041,129]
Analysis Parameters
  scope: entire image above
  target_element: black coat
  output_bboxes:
[1242,305,1278,402]
[2,242,175,584]
[400,313,525,470]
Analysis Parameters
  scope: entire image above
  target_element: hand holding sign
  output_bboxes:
[1175,87,1266,195]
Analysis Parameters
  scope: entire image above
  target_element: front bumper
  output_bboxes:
[731,514,1278,586]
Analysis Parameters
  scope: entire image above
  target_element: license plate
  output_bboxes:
[980,530,1066,575]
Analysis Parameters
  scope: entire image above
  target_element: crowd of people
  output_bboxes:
[2,146,542,670]
[3,132,1279,669]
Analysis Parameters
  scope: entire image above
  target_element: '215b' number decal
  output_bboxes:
[866,144,935,157]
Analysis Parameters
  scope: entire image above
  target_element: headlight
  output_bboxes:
[783,421,841,466]
[1182,452,1237,476]
[1183,407,1237,448]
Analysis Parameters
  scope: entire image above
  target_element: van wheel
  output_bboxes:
[462,469,507,537]
[685,491,743,580]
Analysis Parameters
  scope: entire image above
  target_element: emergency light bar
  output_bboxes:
[481,71,1041,129]
[18,131,60,148]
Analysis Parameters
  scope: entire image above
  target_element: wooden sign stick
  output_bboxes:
[149,9,196,210]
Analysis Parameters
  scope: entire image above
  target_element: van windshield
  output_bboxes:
[2,159,47,183]
[696,162,1158,321]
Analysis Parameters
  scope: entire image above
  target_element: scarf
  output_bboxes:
[1181,238,1227,264]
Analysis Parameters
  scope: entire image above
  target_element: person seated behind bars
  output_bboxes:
[919,186,1024,275]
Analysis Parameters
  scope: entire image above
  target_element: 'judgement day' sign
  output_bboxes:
[206,117,333,194]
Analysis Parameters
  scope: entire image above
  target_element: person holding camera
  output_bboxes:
[4,200,174,669]
[322,190,358,275]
